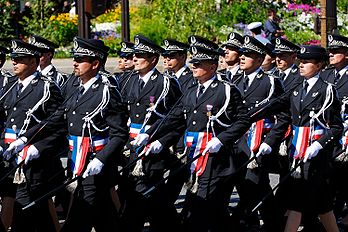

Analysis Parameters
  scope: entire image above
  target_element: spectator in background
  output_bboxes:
[61,1,71,13]
[264,8,284,43]
[21,1,32,19]
[248,22,270,45]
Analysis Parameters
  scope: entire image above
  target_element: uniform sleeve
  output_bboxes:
[96,87,129,164]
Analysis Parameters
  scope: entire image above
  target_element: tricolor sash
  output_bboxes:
[129,123,151,139]
[290,125,324,159]
[68,135,108,176]
[4,128,29,164]
[247,118,274,154]
[184,131,213,176]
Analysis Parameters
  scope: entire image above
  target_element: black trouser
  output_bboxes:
[120,169,182,232]
[0,219,6,232]
[61,175,119,232]
[11,183,56,232]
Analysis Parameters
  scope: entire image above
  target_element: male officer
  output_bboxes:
[162,38,195,93]
[322,34,348,222]
[219,32,244,83]
[261,42,277,75]
[117,41,135,93]
[0,39,64,232]
[120,34,182,231]
[274,37,302,92]
[134,35,250,231]
[0,45,15,95]
[29,35,67,87]
[233,35,289,232]
[6,37,129,232]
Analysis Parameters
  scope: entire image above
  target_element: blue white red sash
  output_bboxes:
[4,128,29,164]
[290,125,324,159]
[184,131,212,176]
[247,118,274,154]
[68,135,108,176]
[129,123,151,139]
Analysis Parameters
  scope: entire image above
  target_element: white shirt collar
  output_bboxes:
[197,75,217,95]
[175,65,188,79]
[18,72,38,92]
[139,68,155,86]
[305,73,320,92]
[336,65,348,77]
[81,75,99,94]
[227,64,240,76]
[244,68,261,86]
[283,64,296,80]
[39,64,54,76]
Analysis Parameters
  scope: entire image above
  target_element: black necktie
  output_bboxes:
[243,76,249,92]
[300,81,308,110]
[226,71,232,82]
[76,86,84,102]
[335,73,341,84]
[197,85,205,100]
[16,83,23,98]
[138,79,145,96]
[279,72,286,81]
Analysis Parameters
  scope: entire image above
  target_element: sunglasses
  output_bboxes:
[73,57,94,63]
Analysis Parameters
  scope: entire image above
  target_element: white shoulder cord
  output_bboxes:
[139,74,170,132]
[255,75,275,107]
[309,84,334,144]
[206,83,232,137]
[19,81,51,136]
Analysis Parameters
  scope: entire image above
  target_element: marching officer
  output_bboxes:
[6,37,129,231]
[274,37,302,92]
[0,45,15,96]
[322,34,348,224]
[0,39,65,231]
[29,35,67,87]
[162,38,195,93]
[135,35,250,231]
[117,41,135,93]
[120,34,182,231]
[232,35,290,232]
[261,42,277,75]
[280,45,342,232]
[218,32,243,83]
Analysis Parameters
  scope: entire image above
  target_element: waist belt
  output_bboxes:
[68,135,108,176]
[184,131,213,176]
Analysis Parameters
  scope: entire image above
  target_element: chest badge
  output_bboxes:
[149,96,155,107]
[206,104,213,117]
[211,82,217,88]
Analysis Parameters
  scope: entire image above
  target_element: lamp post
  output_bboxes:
[320,0,337,47]
[121,0,130,41]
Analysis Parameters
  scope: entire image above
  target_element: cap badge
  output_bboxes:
[244,36,250,44]
[134,37,139,45]
[300,47,306,54]
[121,42,127,48]
[164,40,169,47]
[276,38,281,45]
[328,35,333,42]
[190,36,196,44]
[229,33,235,40]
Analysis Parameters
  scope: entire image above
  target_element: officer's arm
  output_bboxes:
[95,88,129,164]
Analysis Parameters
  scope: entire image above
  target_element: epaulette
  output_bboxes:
[40,74,55,83]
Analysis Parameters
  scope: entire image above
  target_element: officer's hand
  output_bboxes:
[255,143,272,157]
[202,137,222,156]
[82,158,104,178]
[148,140,163,154]
[24,145,40,165]
[131,133,149,147]
[303,141,322,163]
[3,137,27,160]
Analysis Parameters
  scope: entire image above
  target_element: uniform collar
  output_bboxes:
[18,72,38,91]
[305,73,320,92]
[227,64,240,76]
[39,64,54,76]
[175,65,188,78]
[139,67,155,86]
[244,67,261,85]
[283,64,296,80]
[335,64,348,77]
[81,74,99,94]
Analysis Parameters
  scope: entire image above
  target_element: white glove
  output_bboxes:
[3,137,27,160]
[303,141,323,163]
[255,143,272,157]
[148,140,163,154]
[24,145,40,165]
[82,158,104,178]
[130,133,149,147]
[202,137,223,156]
